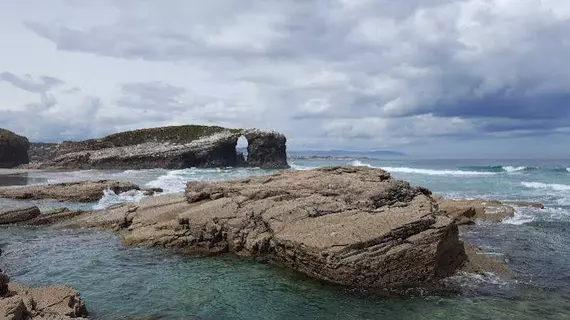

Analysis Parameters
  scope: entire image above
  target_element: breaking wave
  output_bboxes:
[521,182,570,191]
[93,189,146,210]
[348,160,495,176]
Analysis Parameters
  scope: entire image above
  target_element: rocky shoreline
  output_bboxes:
[1,167,529,290]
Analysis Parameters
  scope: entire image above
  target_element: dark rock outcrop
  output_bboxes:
[244,130,289,169]
[0,207,41,225]
[0,180,158,203]
[36,125,289,170]
[0,129,29,168]
[46,167,467,289]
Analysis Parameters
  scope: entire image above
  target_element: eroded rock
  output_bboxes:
[36,125,289,170]
[49,166,467,289]
[0,180,144,202]
[0,129,29,169]
[437,198,517,223]
[0,207,41,225]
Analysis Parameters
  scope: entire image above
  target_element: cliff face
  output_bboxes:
[38,125,289,170]
[0,129,29,168]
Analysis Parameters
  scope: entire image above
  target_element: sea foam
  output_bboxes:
[93,189,146,210]
[521,182,570,191]
[502,166,526,173]
[347,160,495,176]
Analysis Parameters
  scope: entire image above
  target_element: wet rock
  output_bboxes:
[505,201,545,209]
[0,272,8,296]
[461,244,516,279]
[52,167,467,289]
[437,199,516,223]
[0,207,41,225]
[26,208,85,226]
[0,180,140,202]
[0,129,29,169]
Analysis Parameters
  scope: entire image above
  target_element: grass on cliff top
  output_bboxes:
[101,125,244,146]
[0,128,29,145]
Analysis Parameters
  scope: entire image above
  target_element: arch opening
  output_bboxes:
[236,135,248,166]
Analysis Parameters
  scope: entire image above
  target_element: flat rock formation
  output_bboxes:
[0,129,29,169]
[0,180,161,203]
[436,198,545,226]
[35,125,289,170]
[45,167,468,289]
[0,207,41,225]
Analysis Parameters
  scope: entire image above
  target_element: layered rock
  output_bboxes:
[0,129,29,168]
[436,198,544,225]
[48,167,467,289]
[0,207,41,225]
[36,125,289,170]
[0,180,158,203]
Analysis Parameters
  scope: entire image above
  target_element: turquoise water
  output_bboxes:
[1,159,570,319]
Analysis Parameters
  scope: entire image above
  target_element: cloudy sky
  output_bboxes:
[1,0,570,158]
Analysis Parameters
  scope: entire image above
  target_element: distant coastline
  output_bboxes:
[287,149,407,160]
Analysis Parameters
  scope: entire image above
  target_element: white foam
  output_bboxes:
[347,160,495,176]
[145,169,189,194]
[348,160,374,168]
[503,210,536,225]
[521,181,570,191]
[290,163,318,171]
[93,189,146,210]
[382,167,494,176]
[503,166,526,172]
[567,167,570,173]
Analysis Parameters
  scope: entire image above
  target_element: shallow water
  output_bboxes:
[1,158,570,319]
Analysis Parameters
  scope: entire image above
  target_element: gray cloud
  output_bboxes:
[0,72,64,93]
[2,0,569,155]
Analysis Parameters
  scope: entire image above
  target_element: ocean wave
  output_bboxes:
[521,182,570,191]
[146,169,191,194]
[347,160,495,176]
[93,189,146,210]
[502,166,527,173]
[567,168,570,173]
[289,162,319,171]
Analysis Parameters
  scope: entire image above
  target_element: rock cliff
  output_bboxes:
[43,166,467,289]
[36,125,289,170]
[0,129,29,168]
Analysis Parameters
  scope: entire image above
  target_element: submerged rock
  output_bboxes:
[436,198,518,224]
[50,166,467,289]
[0,251,88,319]
[0,180,153,202]
[0,207,41,225]
[36,125,289,170]
[0,129,29,169]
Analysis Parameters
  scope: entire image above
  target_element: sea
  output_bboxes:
[1,158,570,319]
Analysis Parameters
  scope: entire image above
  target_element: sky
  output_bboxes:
[1,0,570,158]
